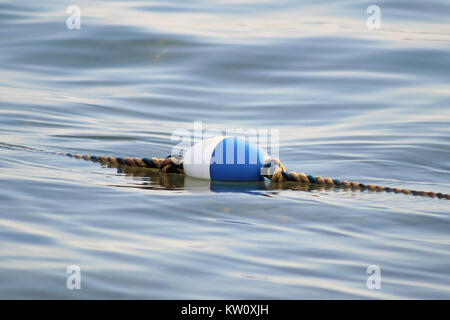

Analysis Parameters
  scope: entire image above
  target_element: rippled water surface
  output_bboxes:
[0,0,449,299]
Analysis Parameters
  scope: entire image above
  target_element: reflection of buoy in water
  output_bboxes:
[183,136,268,181]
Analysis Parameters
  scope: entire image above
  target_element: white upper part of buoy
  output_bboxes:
[183,136,268,181]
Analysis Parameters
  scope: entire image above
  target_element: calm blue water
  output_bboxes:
[0,0,449,299]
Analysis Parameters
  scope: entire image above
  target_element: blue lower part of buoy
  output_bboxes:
[209,137,266,181]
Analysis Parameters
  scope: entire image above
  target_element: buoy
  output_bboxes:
[183,136,268,181]
[12,142,449,199]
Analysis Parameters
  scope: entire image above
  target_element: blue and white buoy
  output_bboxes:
[183,136,268,181]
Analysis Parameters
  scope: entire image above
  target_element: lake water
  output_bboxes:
[0,0,449,299]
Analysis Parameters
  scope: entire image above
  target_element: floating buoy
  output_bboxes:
[183,136,268,181]
[11,141,448,200]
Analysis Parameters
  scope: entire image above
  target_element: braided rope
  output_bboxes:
[47,150,450,200]
[66,153,184,174]
[262,158,450,200]
[3,142,447,199]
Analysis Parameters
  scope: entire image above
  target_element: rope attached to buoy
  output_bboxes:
[66,152,184,174]
[67,152,449,200]
[261,157,450,200]
[2,142,447,200]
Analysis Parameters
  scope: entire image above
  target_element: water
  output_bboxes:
[0,0,449,299]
